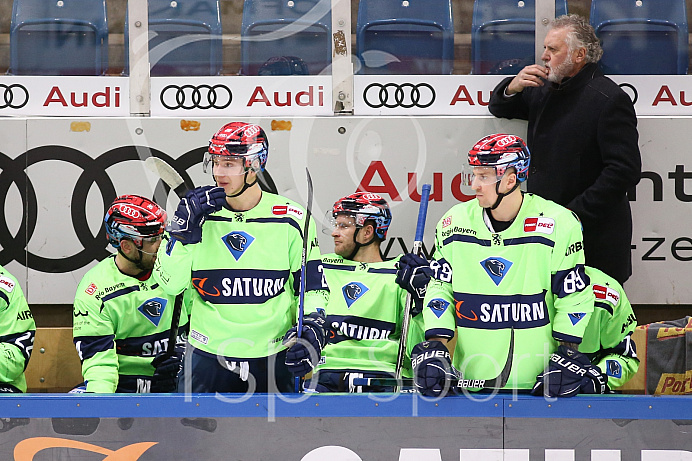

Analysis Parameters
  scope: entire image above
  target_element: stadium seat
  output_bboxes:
[471,0,568,75]
[124,0,222,76]
[9,0,108,75]
[356,0,454,75]
[241,0,332,76]
[590,0,688,75]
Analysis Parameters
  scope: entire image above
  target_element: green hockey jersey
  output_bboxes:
[73,256,189,393]
[580,266,639,389]
[154,192,327,360]
[315,254,424,377]
[423,193,594,390]
[0,265,35,392]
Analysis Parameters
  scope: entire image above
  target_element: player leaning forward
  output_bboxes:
[412,134,607,397]
[73,196,187,393]
[154,122,328,393]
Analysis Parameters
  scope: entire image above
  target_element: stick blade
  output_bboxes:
[145,157,185,191]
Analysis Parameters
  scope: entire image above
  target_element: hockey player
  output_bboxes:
[0,266,35,393]
[154,122,327,393]
[73,195,187,393]
[412,134,602,397]
[307,192,427,393]
[576,266,639,390]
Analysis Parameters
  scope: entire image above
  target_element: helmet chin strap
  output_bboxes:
[488,180,520,210]
[117,246,150,277]
[346,228,378,260]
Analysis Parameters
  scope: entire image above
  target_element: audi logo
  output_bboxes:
[0,84,29,109]
[160,84,232,110]
[0,146,277,273]
[363,83,436,109]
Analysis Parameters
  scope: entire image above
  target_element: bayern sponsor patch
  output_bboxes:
[272,205,304,219]
[593,284,620,305]
[0,276,15,293]
[85,283,97,295]
[442,216,452,228]
[523,217,555,235]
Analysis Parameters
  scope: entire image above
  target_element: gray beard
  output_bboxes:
[547,56,574,83]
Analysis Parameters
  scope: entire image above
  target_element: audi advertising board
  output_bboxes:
[4,75,692,117]
[0,115,690,306]
[0,77,128,116]
[353,75,692,116]
[151,76,333,117]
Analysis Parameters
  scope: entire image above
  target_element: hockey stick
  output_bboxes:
[394,184,431,392]
[144,156,190,355]
[294,168,314,392]
[357,327,515,391]
[298,168,313,334]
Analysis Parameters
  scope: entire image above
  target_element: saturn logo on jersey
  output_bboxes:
[138,297,167,326]
[222,231,255,261]
[480,257,513,286]
[453,292,549,330]
[342,282,369,308]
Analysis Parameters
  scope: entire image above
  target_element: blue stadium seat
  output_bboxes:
[241,0,332,76]
[356,0,454,75]
[471,0,568,75]
[9,0,108,75]
[590,0,688,75]
[124,0,222,76]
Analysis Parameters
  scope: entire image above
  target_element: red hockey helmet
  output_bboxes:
[104,195,166,249]
[466,133,530,182]
[204,122,269,175]
[331,192,392,240]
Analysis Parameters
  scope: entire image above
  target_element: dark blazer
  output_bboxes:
[489,63,641,284]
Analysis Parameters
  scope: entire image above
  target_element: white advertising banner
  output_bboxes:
[354,75,506,116]
[353,75,692,117]
[2,75,692,117]
[151,76,333,117]
[0,116,690,305]
[0,77,129,116]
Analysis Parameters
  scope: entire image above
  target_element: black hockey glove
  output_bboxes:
[283,312,327,377]
[411,341,457,397]
[531,345,609,397]
[395,253,433,317]
[167,186,227,245]
[150,345,184,393]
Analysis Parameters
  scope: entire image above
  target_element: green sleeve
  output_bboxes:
[550,212,594,343]
[153,234,195,296]
[595,351,640,389]
[583,267,640,388]
[0,343,27,385]
[421,221,456,340]
[73,292,118,393]
[0,271,36,392]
